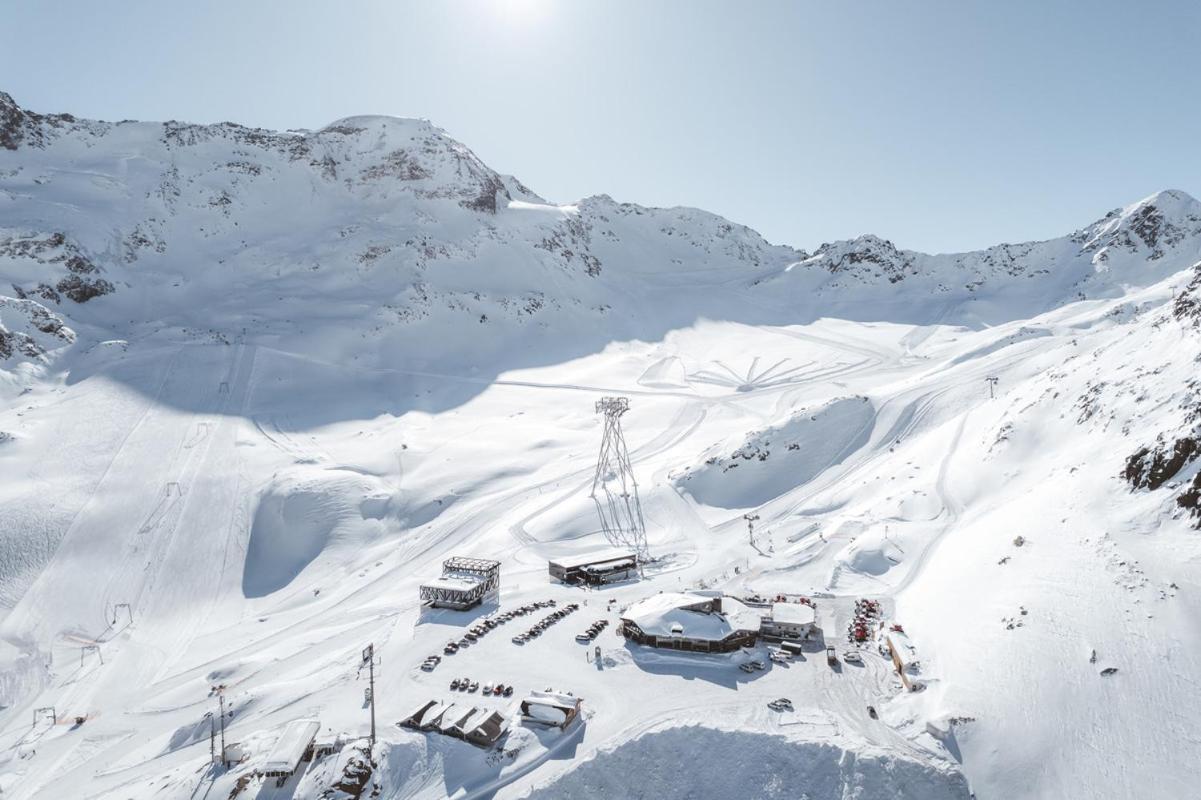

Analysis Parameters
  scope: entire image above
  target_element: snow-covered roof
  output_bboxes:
[623,592,762,641]
[466,710,508,743]
[887,630,918,666]
[261,719,319,774]
[581,558,635,573]
[413,701,447,728]
[452,707,490,734]
[548,548,638,570]
[435,704,475,733]
[422,573,483,592]
[523,690,581,710]
[768,602,816,626]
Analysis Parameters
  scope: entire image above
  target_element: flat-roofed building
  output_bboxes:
[548,548,639,585]
[759,602,818,641]
[261,719,320,780]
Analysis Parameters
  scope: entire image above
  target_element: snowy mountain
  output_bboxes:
[2,91,1201,800]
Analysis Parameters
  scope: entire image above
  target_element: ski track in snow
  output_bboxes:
[3,97,1201,799]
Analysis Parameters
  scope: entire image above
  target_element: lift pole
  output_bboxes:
[218,693,227,767]
[362,644,377,746]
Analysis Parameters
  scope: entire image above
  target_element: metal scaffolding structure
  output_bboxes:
[591,397,649,562]
[419,557,501,610]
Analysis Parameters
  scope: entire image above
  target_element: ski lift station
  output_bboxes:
[260,718,320,781]
[419,557,501,610]
[547,548,639,586]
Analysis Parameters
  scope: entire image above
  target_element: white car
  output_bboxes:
[842,650,863,664]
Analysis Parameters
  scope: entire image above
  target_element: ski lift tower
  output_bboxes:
[591,397,649,563]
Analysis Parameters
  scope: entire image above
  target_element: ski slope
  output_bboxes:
[2,91,1201,799]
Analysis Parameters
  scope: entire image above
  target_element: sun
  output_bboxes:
[491,0,550,26]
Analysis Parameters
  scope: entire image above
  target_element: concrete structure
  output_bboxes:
[419,557,501,610]
[619,592,761,653]
[547,548,639,585]
[261,719,319,779]
[759,602,818,642]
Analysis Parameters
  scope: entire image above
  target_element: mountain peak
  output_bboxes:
[1079,188,1201,263]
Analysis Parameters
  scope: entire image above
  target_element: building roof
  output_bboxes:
[421,574,483,593]
[451,707,491,735]
[261,719,319,774]
[435,704,476,733]
[523,689,581,710]
[623,592,762,642]
[768,602,817,626]
[548,548,638,570]
[443,556,500,573]
[887,630,918,666]
[466,710,508,744]
[405,700,441,728]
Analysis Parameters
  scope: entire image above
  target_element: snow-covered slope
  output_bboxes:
[2,91,1200,800]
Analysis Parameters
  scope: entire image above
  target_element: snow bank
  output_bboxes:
[242,468,393,597]
[521,724,969,800]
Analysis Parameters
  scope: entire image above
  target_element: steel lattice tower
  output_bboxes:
[591,397,649,561]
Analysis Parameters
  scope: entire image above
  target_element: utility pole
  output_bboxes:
[361,644,377,746]
[986,376,999,399]
[204,711,215,764]
[744,514,760,546]
[217,692,227,767]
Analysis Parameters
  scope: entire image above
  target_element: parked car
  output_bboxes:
[739,663,756,673]
[468,681,479,692]
[503,685,514,697]
[576,633,593,643]
[749,660,766,670]
[842,650,863,664]
[450,679,460,690]
[483,683,493,694]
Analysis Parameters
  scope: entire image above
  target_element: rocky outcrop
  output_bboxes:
[1,232,115,304]
[0,296,75,361]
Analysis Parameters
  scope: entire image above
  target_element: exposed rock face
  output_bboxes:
[0,90,95,150]
[1,231,115,304]
[0,296,75,361]
[1125,437,1200,491]
[1175,263,1201,325]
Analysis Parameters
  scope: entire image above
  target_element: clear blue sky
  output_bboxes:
[3,0,1199,253]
